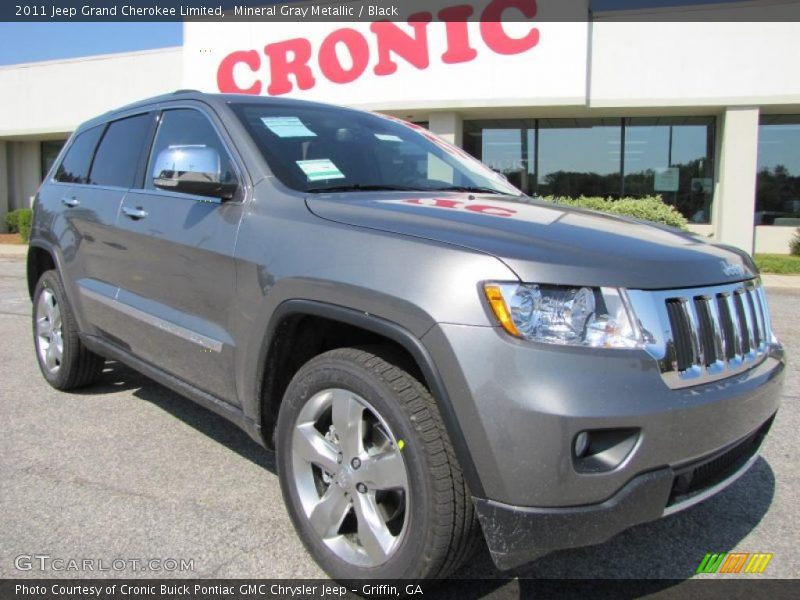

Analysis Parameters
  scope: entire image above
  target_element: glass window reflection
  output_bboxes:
[757,115,800,226]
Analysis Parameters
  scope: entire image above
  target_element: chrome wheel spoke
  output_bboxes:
[52,332,63,363]
[293,423,340,473]
[361,450,407,492]
[36,317,50,338]
[308,485,351,539]
[44,291,55,321]
[353,493,394,563]
[331,389,365,459]
[45,342,58,369]
[51,301,62,331]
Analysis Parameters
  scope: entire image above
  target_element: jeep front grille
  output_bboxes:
[626,279,773,389]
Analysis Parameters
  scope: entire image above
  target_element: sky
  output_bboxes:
[0,23,182,66]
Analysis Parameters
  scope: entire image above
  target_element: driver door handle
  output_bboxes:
[61,196,80,208]
[122,206,148,220]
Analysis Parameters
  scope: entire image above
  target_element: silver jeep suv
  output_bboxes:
[27,91,784,579]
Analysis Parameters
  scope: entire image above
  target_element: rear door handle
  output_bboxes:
[61,197,80,208]
[122,206,148,220]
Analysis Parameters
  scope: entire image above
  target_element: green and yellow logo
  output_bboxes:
[696,552,773,574]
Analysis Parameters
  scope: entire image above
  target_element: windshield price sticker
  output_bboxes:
[296,159,345,181]
[261,117,317,138]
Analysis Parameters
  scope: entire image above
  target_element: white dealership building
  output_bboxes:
[1,0,799,254]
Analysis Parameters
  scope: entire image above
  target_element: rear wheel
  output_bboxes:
[276,347,480,580]
[32,270,104,390]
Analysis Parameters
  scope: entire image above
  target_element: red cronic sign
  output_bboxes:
[217,0,540,96]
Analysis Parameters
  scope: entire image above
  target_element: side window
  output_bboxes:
[55,127,103,184]
[88,113,153,188]
[146,109,236,191]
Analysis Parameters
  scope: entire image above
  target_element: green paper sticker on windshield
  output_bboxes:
[296,159,345,181]
[261,116,317,138]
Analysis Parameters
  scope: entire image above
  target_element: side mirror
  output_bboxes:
[152,145,237,200]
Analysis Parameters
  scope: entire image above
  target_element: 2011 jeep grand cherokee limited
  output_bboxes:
[28,91,784,580]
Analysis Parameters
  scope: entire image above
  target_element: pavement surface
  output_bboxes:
[0,255,797,584]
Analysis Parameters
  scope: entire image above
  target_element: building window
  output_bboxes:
[463,117,716,223]
[756,115,800,226]
[624,118,715,224]
[538,118,622,199]
[41,140,65,180]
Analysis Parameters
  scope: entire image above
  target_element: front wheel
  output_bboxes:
[276,347,480,580]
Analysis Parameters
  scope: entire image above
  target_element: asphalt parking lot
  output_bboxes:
[0,255,798,584]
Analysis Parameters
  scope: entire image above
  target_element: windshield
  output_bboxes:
[230,102,522,196]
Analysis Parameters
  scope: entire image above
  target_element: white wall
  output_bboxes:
[755,226,797,255]
[0,142,7,228]
[589,21,800,108]
[0,47,183,138]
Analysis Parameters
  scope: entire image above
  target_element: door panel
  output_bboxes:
[111,191,243,402]
[57,112,156,339]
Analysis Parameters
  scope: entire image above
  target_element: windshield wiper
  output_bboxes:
[427,185,520,197]
[306,184,420,193]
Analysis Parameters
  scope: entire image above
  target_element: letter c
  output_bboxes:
[481,0,540,55]
[217,50,261,94]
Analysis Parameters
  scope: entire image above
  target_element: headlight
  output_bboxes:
[484,283,644,349]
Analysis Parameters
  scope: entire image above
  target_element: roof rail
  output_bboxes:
[172,89,201,94]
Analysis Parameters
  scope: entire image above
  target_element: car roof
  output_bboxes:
[78,90,363,132]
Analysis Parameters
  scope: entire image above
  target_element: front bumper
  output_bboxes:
[421,323,784,569]
[473,417,772,570]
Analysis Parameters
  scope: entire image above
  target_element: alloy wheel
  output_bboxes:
[35,288,63,374]
[291,388,409,567]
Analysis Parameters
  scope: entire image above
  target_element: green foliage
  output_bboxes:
[17,209,32,243]
[5,208,32,242]
[791,228,800,256]
[540,195,689,230]
[5,210,20,233]
[755,254,800,274]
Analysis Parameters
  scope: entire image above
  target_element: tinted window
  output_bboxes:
[89,113,153,188]
[55,127,102,184]
[146,109,235,190]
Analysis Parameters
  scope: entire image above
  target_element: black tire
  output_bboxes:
[276,346,481,580]
[32,270,104,390]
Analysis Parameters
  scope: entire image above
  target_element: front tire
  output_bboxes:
[276,347,480,580]
[32,270,104,390]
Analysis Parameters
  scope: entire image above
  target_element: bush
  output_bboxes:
[540,195,689,230]
[5,210,20,233]
[5,208,32,242]
[17,209,32,242]
[791,228,800,256]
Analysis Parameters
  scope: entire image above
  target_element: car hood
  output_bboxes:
[305,192,757,290]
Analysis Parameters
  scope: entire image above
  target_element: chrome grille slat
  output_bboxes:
[681,297,703,367]
[748,288,766,352]
[702,295,726,368]
[626,279,773,390]
[724,292,744,360]
[734,290,755,355]
[756,286,773,344]
[716,293,737,360]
